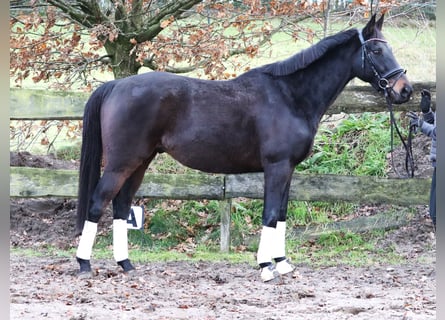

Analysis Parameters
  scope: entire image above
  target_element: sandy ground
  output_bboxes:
[9,251,436,320]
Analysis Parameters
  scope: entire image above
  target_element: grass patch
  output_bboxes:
[11,247,75,259]
[287,201,357,226]
[288,230,404,267]
[297,112,398,177]
[92,199,223,252]
[128,249,255,265]
[54,142,82,161]
[10,245,256,266]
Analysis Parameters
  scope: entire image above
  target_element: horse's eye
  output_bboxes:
[372,48,382,55]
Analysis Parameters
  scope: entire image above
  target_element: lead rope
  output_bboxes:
[357,28,414,178]
[385,90,415,178]
[406,123,416,178]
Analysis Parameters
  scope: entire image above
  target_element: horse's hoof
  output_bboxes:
[275,259,295,276]
[117,259,136,273]
[260,265,280,282]
[76,257,92,277]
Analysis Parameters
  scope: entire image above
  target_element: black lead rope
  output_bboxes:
[385,91,415,178]
[406,122,416,178]
[358,30,414,178]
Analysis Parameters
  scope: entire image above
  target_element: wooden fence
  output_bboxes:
[10,83,435,251]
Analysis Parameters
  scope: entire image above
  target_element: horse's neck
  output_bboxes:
[287,48,355,121]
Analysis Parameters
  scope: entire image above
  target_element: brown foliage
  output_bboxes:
[9,0,403,90]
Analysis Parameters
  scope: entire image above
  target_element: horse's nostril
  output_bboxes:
[402,85,413,99]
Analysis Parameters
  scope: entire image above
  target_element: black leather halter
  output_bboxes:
[358,30,414,178]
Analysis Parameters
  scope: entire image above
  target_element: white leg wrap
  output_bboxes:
[273,221,286,259]
[113,219,129,262]
[257,226,276,265]
[76,221,98,260]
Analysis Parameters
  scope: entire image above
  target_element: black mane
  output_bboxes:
[259,28,359,76]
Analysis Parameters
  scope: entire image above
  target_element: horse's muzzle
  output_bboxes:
[390,82,413,104]
[387,74,413,104]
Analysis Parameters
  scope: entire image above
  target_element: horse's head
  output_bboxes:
[352,14,412,104]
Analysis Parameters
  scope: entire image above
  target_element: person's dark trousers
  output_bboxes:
[430,166,436,229]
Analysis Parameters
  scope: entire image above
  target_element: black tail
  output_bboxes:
[75,81,116,236]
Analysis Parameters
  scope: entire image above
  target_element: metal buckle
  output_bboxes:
[378,78,389,89]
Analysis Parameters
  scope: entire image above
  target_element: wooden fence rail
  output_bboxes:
[10,83,435,251]
[10,167,430,205]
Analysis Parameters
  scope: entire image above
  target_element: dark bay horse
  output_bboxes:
[75,14,412,282]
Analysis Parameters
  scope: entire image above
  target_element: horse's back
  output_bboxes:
[97,72,268,172]
[101,71,269,128]
[97,70,312,174]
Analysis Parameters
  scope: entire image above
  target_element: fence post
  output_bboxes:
[219,198,232,253]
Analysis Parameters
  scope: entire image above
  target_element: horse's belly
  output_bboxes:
[166,145,263,174]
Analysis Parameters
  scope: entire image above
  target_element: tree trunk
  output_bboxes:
[104,38,141,79]
[323,0,332,38]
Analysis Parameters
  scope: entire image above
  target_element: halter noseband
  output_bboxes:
[357,29,406,92]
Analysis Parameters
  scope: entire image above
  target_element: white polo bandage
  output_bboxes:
[257,226,275,265]
[273,221,287,259]
[113,219,129,262]
[76,221,98,260]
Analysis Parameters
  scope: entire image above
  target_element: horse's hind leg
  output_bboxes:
[111,159,151,273]
[76,158,150,275]
[76,170,134,276]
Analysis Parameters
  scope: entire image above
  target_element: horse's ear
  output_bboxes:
[362,13,377,39]
[376,14,384,30]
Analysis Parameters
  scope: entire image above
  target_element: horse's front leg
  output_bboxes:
[257,162,295,282]
[272,177,295,277]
